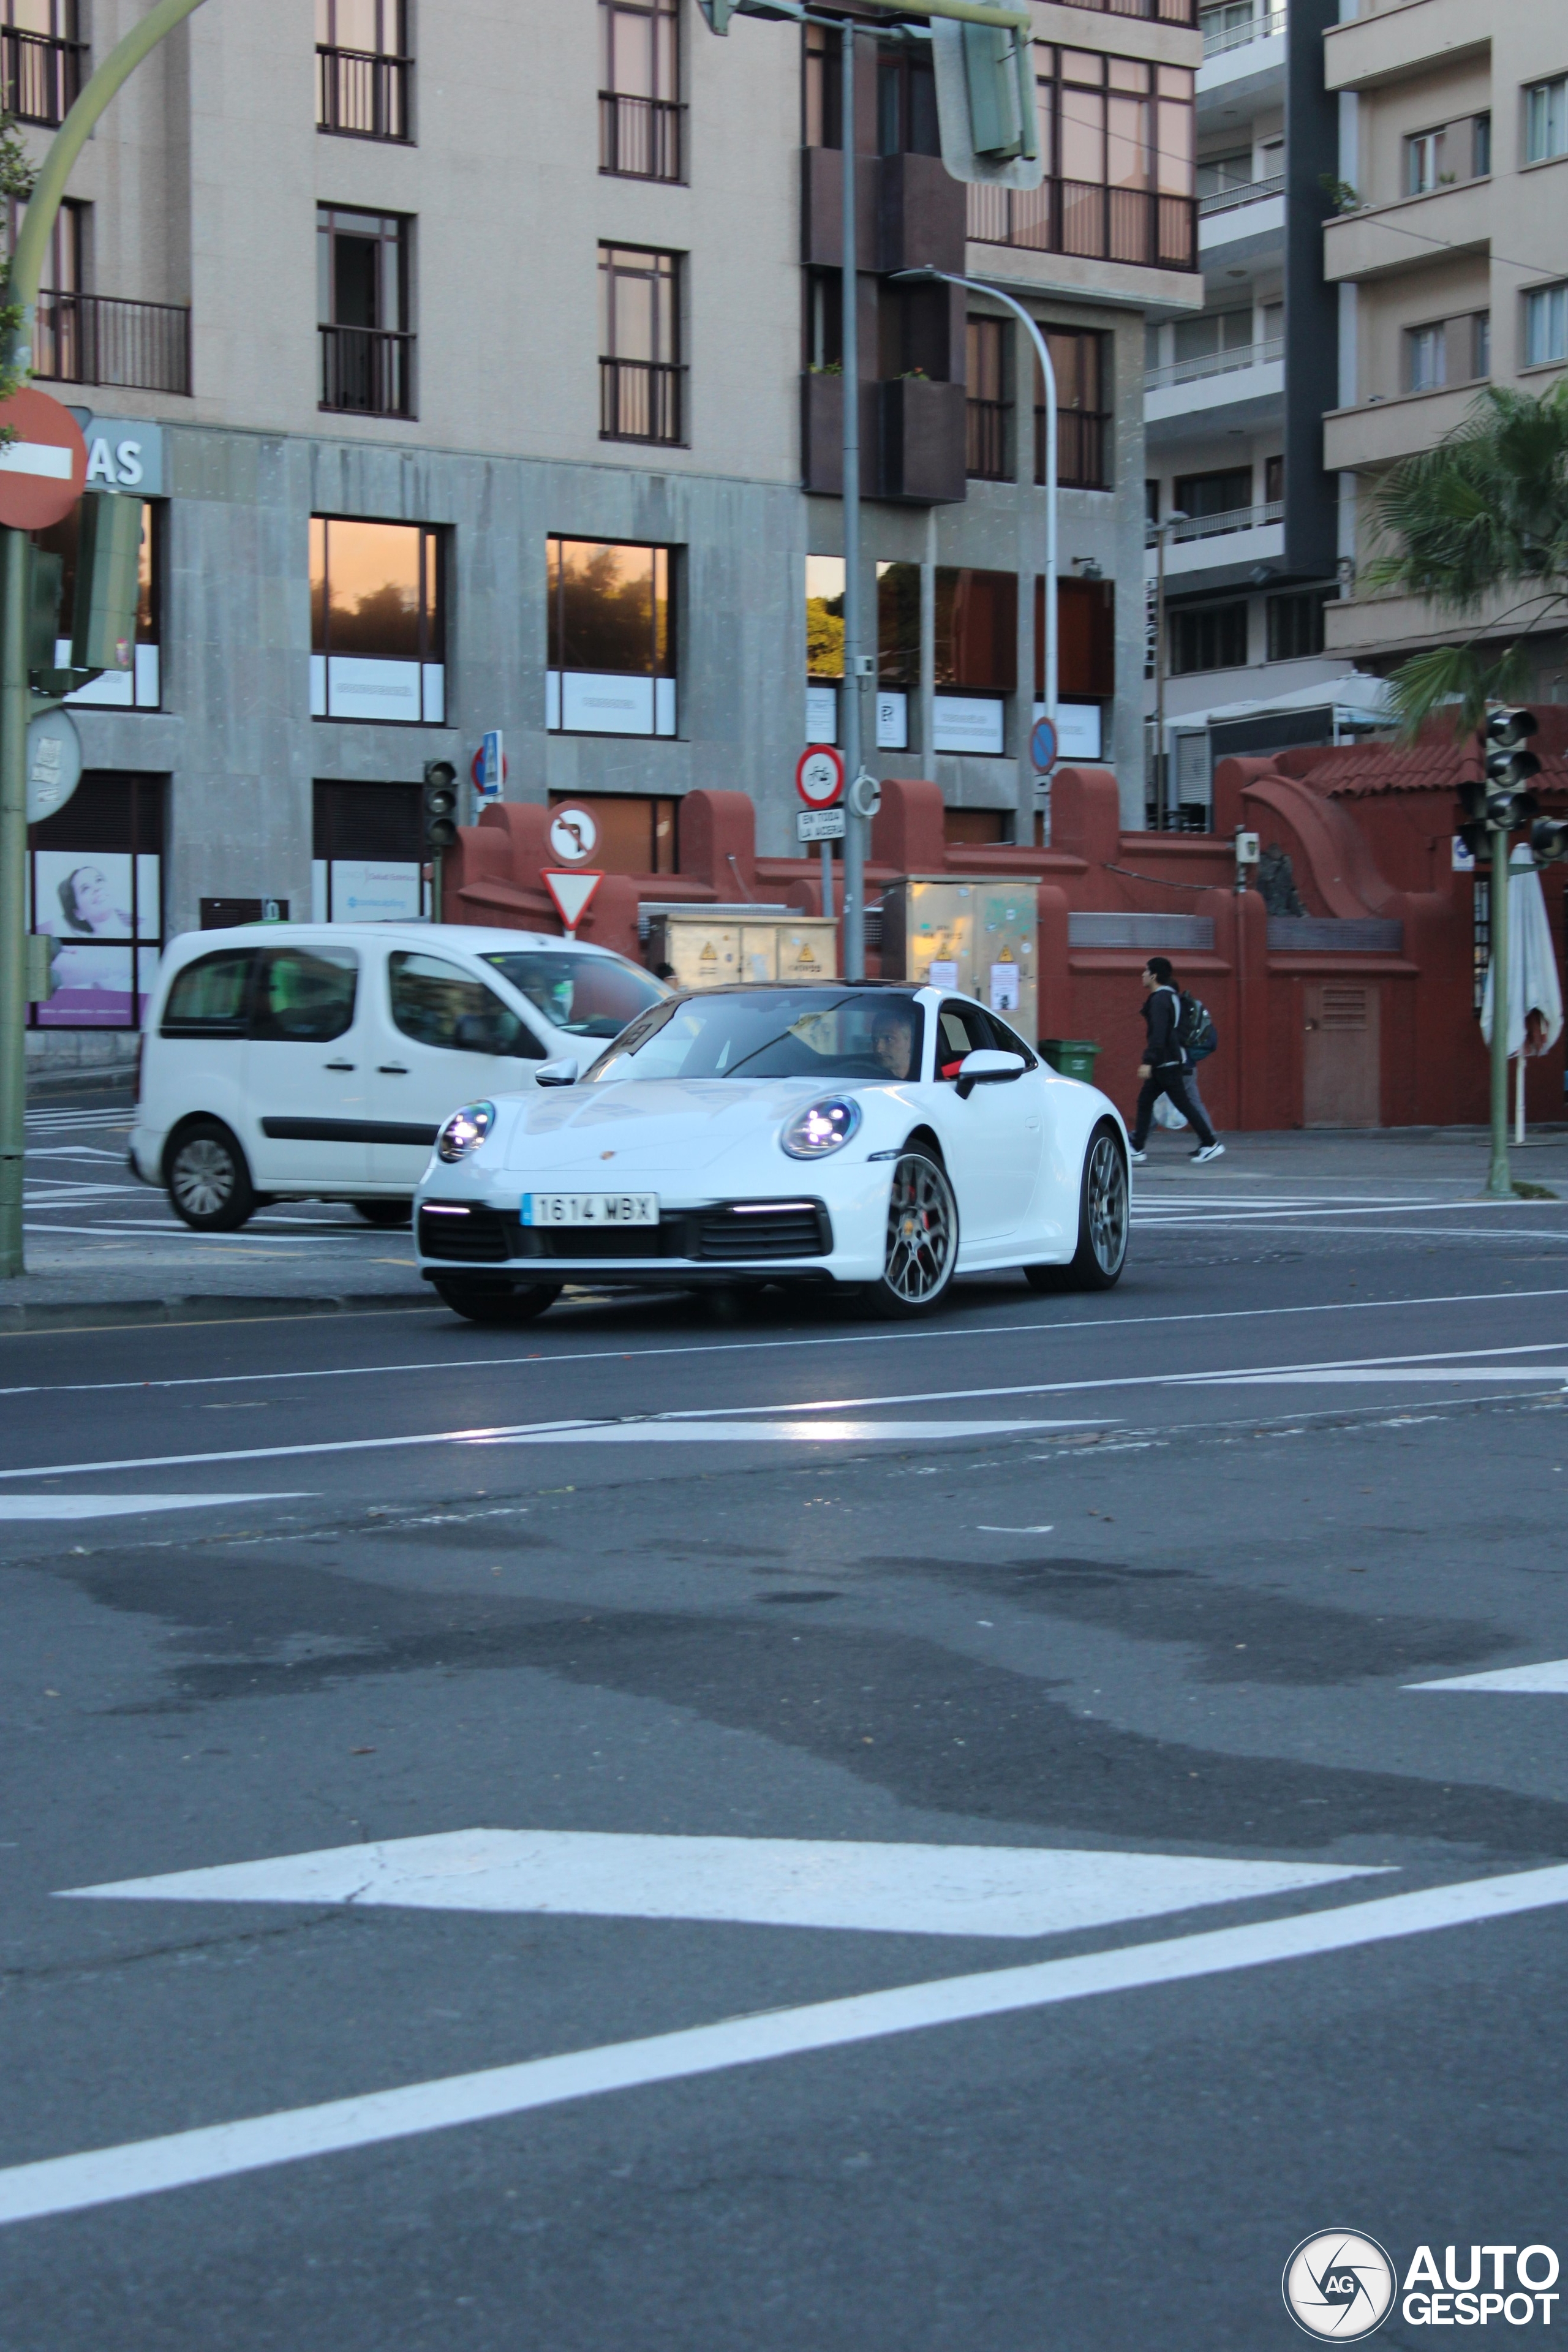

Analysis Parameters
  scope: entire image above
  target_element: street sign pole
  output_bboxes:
[0,0,211,1278]
[1487,821,1512,1202]
[840,17,865,982]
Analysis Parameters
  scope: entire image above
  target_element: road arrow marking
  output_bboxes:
[0,1492,309,1521]
[1408,1659,1568,1694]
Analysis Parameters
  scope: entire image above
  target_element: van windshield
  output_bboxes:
[586,990,927,1084]
[481,950,667,1039]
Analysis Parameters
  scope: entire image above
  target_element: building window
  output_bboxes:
[967,315,1009,481]
[1034,326,1109,489]
[1170,600,1248,675]
[547,538,676,737]
[28,772,163,1031]
[1473,113,1491,176]
[933,567,1015,755]
[1174,466,1254,528]
[805,554,844,746]
[1525,284,1568,369]
[599,244,684,445]
[877,39,938,157]
[804,269,842,372]
[1404,127,1446,195]
[32,499,160,710]
[309,518,445,724]
[312,779,426,921]
[804,22,841,149]
[1403,312,1491,391]
[1043,576,1115,699]
[1526,77,1568,166]
[1404,322,1445,392]
[317,0,410,143]
[600,0,680,183]
[1264,453,1284,504]
[1196,148,1254,200]
[551,791,678,877]
[968,47,1195,268]
[1266,588,1330,662]
[1,0,83,130]
[318,205,413,417]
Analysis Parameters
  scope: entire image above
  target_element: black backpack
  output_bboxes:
[1178,990,1217,1061]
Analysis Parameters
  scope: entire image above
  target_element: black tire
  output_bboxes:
[432,1279,562,1326]
[353,1199,412,1227]
[166,1120,256,1233]
[1027,1120,1127,1293]
[872,1150,959,1317]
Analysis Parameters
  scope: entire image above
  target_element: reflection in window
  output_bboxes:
[805,554,843,747]
[162,949,254,1036]
[28,771,162,1031]
[310,516,444,723]
[32,498,160,709]
[251,948,358,1043]
[389,950,538,1057]
[481,949,666,1038]
[546,538,676,737]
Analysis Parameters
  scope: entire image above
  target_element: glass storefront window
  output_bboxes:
[28,772,162,1030]
[31,500,160,710]
[309,516,444,723]
[546,537,676,736]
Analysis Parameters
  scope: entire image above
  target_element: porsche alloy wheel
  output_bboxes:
[877,1151,958,1316]
[1082,1128,1129,1282]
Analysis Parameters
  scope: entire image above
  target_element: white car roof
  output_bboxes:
[159,923,633,964]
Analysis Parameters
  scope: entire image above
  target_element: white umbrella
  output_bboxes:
[1481,843,1564,1141]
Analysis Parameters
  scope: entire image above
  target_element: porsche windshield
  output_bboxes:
[586,990,927,1084]
[480,950,668,1039]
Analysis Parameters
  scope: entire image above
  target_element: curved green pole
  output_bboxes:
[0,0,209,1277]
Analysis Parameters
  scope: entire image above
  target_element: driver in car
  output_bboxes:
[872,1006,918,1082]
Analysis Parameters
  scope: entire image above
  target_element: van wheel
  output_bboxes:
[432,1280,562,1325]
[353,1199,412,1227]
[167,1121,256,1232]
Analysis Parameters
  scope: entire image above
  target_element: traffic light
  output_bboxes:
[423,760,459,851]
[71,493,142,677]
[1532,816,1568,864]
[1479,704,1541,826]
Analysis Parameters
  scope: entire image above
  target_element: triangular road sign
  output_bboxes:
[541,869,603,933]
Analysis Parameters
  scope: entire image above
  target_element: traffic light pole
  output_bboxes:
[1486,823,1511,1201]
[840,16,866,981]
[0,0,210,1278]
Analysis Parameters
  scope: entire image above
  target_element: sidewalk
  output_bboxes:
[1128,1123,1568,1191]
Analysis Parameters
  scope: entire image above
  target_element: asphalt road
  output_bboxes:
[3,1135,1567,2348]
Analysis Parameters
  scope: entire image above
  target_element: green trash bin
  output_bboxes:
[1040,1038,1101,1084]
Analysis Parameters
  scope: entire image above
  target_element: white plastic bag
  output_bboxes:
[1152,1094,1188,1131]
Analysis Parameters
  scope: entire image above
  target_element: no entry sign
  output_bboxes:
[0,388,88,530]
[796,745,844,809]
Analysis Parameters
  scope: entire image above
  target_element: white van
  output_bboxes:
[130,924,669,1231]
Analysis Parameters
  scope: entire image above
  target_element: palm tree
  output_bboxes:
[1365,380,1568,736]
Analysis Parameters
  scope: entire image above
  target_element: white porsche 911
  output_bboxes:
[414,982,1129,1323]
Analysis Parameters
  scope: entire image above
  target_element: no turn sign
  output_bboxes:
[796,745,844,809]
[0,388,87,530]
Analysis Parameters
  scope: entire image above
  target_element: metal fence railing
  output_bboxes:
[600,357,684,445]
[598,92,682,182]
[1059,0,1197,23]
[1198,172,1286,217]
[1149,499,1284,547]
[320,325,416,417]
[966,398,1009,480]
[33,293,192,396]
[316,45,413,141]
[1,26,85,128]
[1035,405,1110,490]
[970,178,1197,272]
[1200,6,1287,56]
[1145,335,1283,392]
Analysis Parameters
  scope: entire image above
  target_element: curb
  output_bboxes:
[0,1292,440,1336]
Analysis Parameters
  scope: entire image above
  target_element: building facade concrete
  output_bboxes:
[21,0,1201,1075]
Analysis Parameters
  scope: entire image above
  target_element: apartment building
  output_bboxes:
[1323,0,1568,688]
[19,0,1200,1075]
[1140,0,1348,827]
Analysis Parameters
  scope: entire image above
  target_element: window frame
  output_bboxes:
[309,514,446,726]
[600,0,682,183]
[1169,598,1249,677]
[1525,75,1568,168]
[28,771,164,1033]
[1523,282,1568,371]
[546,536,678,740]
[598,243,685,448]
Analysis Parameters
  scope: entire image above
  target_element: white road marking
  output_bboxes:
[4,1283,1564,1400]
[1408,1659,1568,1694]
[481,1417,1104,1447]
[0,1493,310,1521]
[9,1863,1567,2228]
[976,1525,1055,1534]
[1194,1367,1568,1386]
[61,1828,1380,1939]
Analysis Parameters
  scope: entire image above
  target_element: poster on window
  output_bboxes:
[32,851,138,1025]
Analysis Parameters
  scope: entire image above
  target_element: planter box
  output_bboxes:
[878,376,967,503]
[876,151,965,275]
[801,371,880,496]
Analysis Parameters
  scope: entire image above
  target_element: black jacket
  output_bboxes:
[1141,986,1185,1070]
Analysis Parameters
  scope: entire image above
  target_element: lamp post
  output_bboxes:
[839,13,868,981]
[893,267,1057,788]
[0,0,211,1280]
[1149,507,1186,832]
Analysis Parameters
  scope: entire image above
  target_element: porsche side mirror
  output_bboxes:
[955,1049,1025,1101]
[535,1057,579,1088]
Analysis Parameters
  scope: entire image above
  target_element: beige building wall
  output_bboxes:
[1322,0,1568,681]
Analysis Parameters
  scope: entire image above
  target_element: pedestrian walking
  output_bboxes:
[1128,957,1224,1164]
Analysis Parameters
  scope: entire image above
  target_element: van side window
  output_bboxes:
[388,951,544,1057]
[160,949,255,1036]
[935,1000,994,1080]
[251,948,358,1043]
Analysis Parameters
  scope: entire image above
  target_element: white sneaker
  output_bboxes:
[1129,1148,1147,1164]
[1190,1141,1225,1164]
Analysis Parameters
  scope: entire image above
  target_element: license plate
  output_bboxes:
[521,1192,660,1228]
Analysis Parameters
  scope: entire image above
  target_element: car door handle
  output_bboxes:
[325,1060,355,1071]
[378,1064,409,1075]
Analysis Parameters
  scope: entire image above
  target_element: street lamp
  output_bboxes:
[1148,507,1187,830]
[892,266,1058,797]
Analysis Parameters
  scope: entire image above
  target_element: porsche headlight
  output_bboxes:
[436,1101,496,1163]
[781,1097,861,1159]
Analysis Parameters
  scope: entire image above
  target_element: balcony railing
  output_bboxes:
[2,25,85,128]
[1145,334,1283,391]
[600,357,684,445]
[969,178,1197,272]
[32,293,191,396]
[1059,0,1197,21]
[1199,172,1286,217]
[966,398,1009,480]
[1035,405,1111,491]
[1200,4,1287,56]
[1148,498,1284,547]
[599,92,682,183]
[317,45,412,141]
[320,325,415,417]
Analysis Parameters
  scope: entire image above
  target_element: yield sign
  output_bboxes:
[0,387,88,529]
[541,868,603,933]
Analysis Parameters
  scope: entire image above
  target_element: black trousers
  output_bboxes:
[1131,1064,1216,1151]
